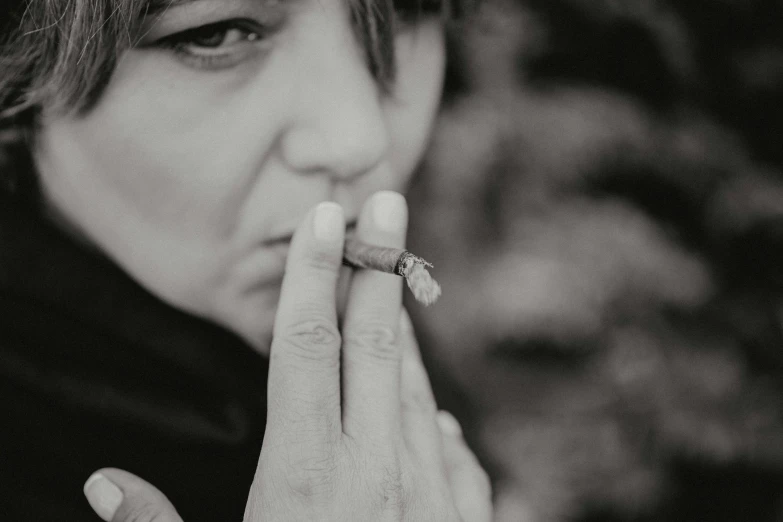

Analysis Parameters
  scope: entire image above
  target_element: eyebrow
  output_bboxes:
[146,0,286,13]
[146,0,202,13]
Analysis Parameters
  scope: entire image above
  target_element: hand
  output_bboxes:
[83,192,492,521]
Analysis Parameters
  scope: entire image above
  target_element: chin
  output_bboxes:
[212,285,281,355]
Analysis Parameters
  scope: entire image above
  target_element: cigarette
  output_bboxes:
[342,237,442,306]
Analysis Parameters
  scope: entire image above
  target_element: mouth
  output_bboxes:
[264,218,358,246]
[243,219,359,295]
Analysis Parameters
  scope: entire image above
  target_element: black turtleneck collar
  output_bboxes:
[0,196,268,521]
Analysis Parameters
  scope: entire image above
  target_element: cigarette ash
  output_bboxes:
[405,263,442,306]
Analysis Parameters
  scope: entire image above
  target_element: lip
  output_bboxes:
[263,218,358,245]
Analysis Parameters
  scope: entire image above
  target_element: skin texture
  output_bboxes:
[33,0,446,353]
[26,0,493,518]
[86,194,493,522]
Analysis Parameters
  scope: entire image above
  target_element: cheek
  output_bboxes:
[54,51,279,239]
[385,22,447,175]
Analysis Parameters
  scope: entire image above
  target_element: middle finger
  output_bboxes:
[341,191,407,447]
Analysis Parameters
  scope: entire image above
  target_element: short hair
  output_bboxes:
[0,0,472,200]
[0,0,471,119]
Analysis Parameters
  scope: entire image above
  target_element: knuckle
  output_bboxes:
[343,453,408,517]
[278,318,341,363]
[368,459,404,514]
[284,454,338,501]
[344,322,399,364]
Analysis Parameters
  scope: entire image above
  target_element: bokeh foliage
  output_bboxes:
[407,1,783,520]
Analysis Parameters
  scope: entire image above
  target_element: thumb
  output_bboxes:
[83,468,183,522]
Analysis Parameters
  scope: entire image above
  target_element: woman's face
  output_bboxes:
[33,0,446,352]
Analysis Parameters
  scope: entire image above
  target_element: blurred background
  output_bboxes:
[405,1,783,521]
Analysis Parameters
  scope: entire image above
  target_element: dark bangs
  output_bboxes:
[351,0,471,92]
[0,0,153,118]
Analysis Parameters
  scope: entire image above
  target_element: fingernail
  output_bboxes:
[84,473,123,521]
[313,202,344,241]
[437,411,463,437]
[371,191,407,233]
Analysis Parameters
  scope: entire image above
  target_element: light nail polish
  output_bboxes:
[313,202,344,241]
[371,191,407,233]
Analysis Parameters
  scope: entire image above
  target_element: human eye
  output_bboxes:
[155,19,270,70]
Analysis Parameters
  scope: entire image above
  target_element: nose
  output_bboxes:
[278,9,390,182]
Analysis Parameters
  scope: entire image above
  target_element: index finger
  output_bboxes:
[340,191,407,447]
[266,202,345,440]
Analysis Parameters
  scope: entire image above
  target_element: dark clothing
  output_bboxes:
[0,199,269,520]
